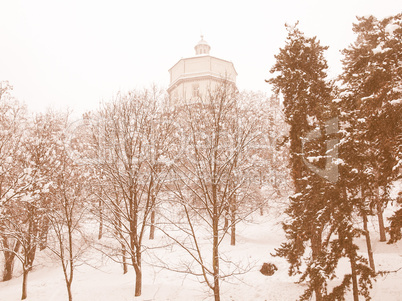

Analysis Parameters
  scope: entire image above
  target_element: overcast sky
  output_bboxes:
[1,0,401,115]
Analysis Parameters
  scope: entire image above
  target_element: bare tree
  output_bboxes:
[226,92,290,244]
[46,129,90,301]
[89,88,174,297]
[159,81,261,301]
[0,83,27,282]
[0,111,63,299]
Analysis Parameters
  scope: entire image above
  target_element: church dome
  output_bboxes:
[195,35,211,55]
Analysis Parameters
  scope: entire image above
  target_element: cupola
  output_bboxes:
[194,35,210,55]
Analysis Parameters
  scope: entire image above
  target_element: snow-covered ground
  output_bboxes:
[1,205,401,301]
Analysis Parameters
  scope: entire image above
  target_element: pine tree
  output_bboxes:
[269,23,377,300]
[340,14,402,243]
[268,23,336,300]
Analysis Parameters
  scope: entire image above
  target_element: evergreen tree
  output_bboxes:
[269,23,376,300]
[268,23,335,300]
[340,14,402,243]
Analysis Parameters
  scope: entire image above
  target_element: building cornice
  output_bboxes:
[167,73,236,93]
[168,55,238,76]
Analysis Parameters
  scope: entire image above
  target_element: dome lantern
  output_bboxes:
[194,35,210,55]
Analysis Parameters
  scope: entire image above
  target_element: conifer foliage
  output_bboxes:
[268,23,377,301]
[340,14,402,244]
[269,23,335,301]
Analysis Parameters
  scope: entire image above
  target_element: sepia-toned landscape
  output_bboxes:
[1,1,401,300]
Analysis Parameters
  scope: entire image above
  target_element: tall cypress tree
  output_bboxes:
[268,24,335,301]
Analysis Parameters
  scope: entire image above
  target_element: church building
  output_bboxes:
[167,36,237,105]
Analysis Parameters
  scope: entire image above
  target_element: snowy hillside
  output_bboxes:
[1,205,401,301]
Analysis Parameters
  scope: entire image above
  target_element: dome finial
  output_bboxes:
[195,35,210,55]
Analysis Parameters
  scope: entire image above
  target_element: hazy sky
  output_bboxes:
[1,0,401,115]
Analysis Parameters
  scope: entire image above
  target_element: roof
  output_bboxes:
[168,55,238,76]
[196,35,209,47]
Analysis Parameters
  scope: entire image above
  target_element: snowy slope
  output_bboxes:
[0,207,401,301]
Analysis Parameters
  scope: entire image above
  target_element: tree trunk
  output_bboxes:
[129,190,142,297]
[3,257,14,282]
[311,228,322,301]
[98,199,103,240]
[39,217,50,251]
[362,213,375,272]
[224,215,228,232]
[2,239,21,281]
[113,198,128,274]
[134,265,142,297]
[213,219,220,301]
[230,208,236,246]
[223,204,229,232]
[21,269,29,300]
[213,199,220,301]
[376,202,386,242]
[350,255,359,301]
[230,191,236,246]
[117,213,128,274]
[67,282,73,301]
[27,247,37,273]
[135,270,142,297]
[258,182,264,216]
[213,282,220,301]
[68,226,74,301]
[344,230,359,301]
[122,245,128,274]
[61,254,74,301]
[149,209,155,240]
[134,248,142,297]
